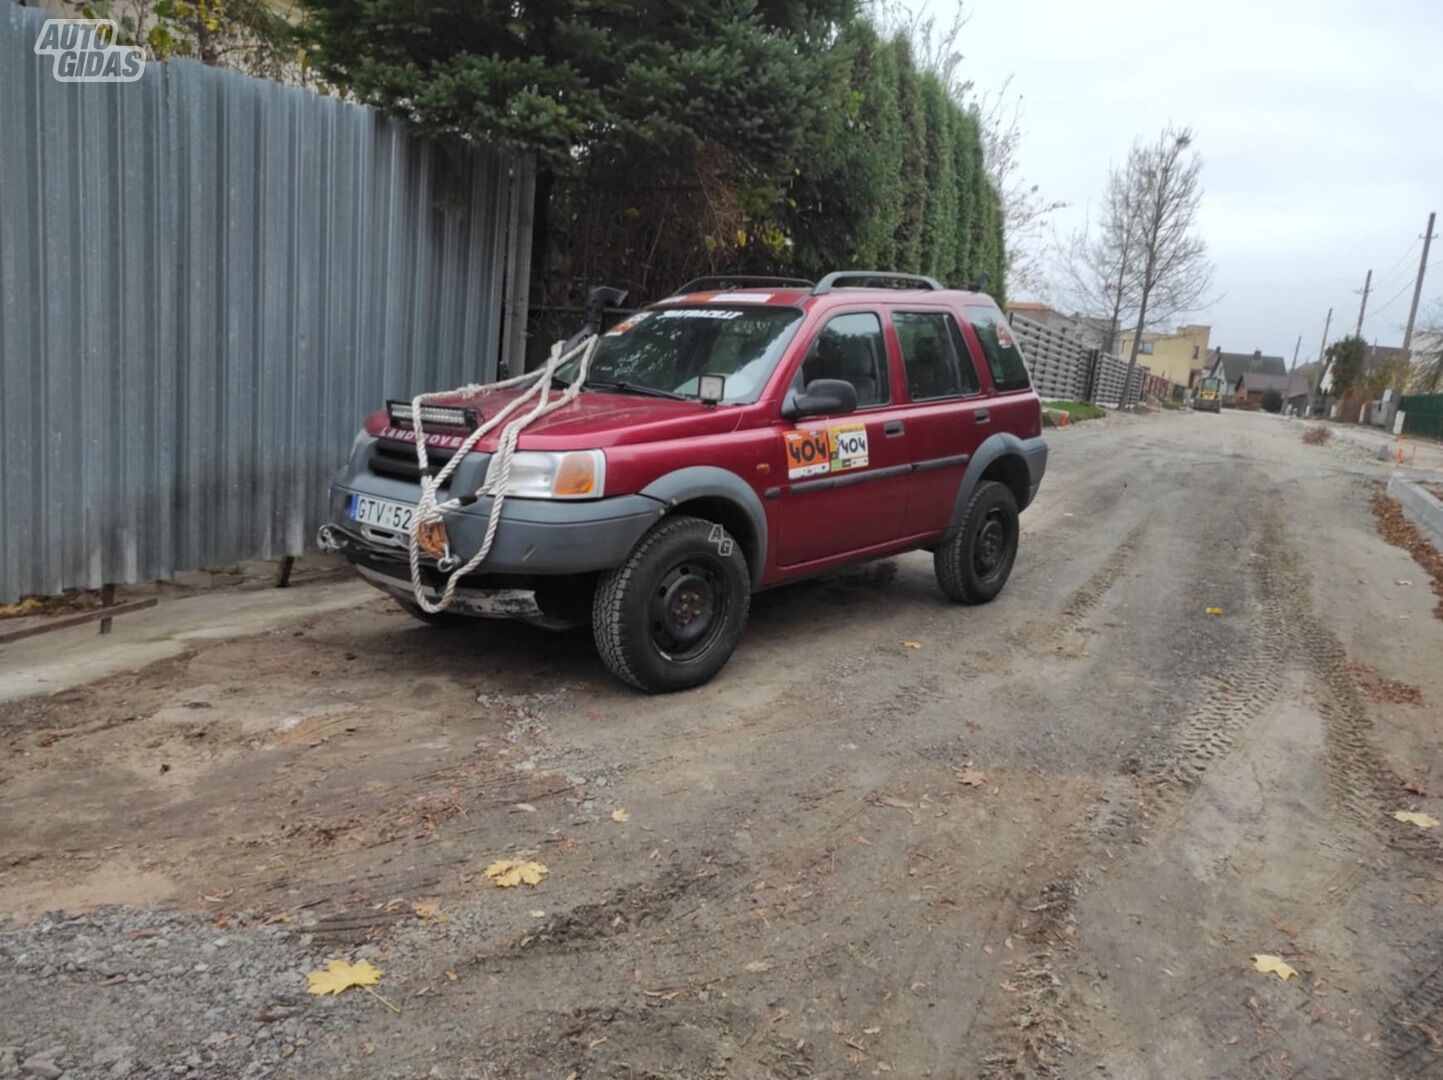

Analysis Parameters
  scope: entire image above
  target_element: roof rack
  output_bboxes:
[811,271,943,295]
[670,275,815,296]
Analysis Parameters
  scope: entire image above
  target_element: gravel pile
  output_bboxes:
[0,908,374,1079]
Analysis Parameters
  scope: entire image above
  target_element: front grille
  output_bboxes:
[369,440,454,486]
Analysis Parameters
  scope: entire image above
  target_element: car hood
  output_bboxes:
[364,386,744,451]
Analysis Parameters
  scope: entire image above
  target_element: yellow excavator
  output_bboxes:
[1195,375,1222,413]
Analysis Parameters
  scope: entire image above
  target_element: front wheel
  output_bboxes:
[934,480,1020,604]
[592,516,751,693]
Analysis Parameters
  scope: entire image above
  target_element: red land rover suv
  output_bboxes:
[321,272,1048,692]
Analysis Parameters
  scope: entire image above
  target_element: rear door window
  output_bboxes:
[892,311,980,400]
[798,312,890,407]
[964,306,1031,392]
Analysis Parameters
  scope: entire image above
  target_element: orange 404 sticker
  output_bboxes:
[784,423,870,479]
[784,428,830,478]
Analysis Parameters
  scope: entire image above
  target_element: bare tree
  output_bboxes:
[1057,158,1142,355]
[869,1,1064,295]
[1408,301,1443,392]
[1120,126,1213,400]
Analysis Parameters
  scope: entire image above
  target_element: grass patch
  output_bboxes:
[1159,399,1182,410]
[1042,400,1106,422]
[1302,426,1332,446]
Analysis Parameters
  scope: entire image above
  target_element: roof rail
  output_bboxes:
[670,275,815,296]
[812,271,943,295]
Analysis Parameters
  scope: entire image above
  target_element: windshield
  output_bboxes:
[559,306,804,404]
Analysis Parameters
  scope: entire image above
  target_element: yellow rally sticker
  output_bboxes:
[828,423,869,472]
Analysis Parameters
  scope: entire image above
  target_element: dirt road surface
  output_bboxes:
[4,411,1443,1080]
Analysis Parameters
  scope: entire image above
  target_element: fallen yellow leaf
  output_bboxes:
[1393,810,1440,829]
[1251,954,1297,981]
[484,858,549,887]
[307,958,382,996]
[955,768,989,787]
[411,900,446,921]
[611,808,630,823]
[1205,606,1223,617]
[902,641,922,649]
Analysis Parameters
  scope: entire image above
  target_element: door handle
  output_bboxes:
[884,420,905,437]
[974,408,991,424]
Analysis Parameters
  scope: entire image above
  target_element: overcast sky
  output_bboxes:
[947,0,1443,363]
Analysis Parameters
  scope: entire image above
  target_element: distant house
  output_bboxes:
[1284,374,1312,414]
[1209,349,1288,404]
[1234,370,1292,409]
[1117,324,1212,389]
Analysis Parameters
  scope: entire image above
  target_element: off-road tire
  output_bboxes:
[592,515,751,693]
[397,599,474,627]
[934,480,1020,604]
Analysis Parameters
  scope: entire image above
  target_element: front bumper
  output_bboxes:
[326,437,667,577]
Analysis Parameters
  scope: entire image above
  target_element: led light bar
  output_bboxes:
[386,400,479,430]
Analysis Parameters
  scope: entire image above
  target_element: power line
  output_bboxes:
[1368,275,1417,320]
[1374,237,1422,290]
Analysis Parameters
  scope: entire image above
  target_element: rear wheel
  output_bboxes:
[934,480,1020,604]
[592,516,751,693]
[396,599,474,627]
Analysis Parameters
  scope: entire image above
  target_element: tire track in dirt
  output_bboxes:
[980,506,1443,1078]
[1250,515,1443,1077]
[974,509,1321,1078]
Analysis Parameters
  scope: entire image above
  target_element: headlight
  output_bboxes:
[501,450,606,499]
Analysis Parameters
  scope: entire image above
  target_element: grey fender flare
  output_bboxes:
[638,467,769,587]
[945,432,1046,537]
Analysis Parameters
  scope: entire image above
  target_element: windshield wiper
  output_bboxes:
[583,379,689,401]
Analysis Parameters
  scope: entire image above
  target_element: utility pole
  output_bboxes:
[1354,269,1372,338]
[1286,334,1301,414]
[1311,307,1333,407]
[1402,211,1436,354]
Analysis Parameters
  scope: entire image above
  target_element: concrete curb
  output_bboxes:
[1387,473,1443,550]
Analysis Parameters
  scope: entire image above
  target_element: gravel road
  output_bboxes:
[3,410,1442,1079]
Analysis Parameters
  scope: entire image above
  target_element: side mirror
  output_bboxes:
[782,378,859,420]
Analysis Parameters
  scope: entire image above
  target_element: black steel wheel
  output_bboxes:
[934,480,1020,604]
[593,516,751,692]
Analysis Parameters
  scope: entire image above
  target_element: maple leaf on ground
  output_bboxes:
[307,959,382,996]
[1393,810,1440,829]
[955,769,989,787]
[1251,954,1297,981]
[611,808,630,823]
[484,859,549,887]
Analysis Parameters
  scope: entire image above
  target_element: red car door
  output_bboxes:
[888,305,991,536]
[772,309,918,568]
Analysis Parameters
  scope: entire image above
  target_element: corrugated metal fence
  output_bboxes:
[1400,393,1443,440]
[0,4,533,602]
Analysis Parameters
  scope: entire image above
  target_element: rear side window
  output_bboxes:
[964,306,1031,392]
[799,312,890,407]
[893,311,980,400]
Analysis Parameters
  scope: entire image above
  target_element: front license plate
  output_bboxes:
[350,494,415,532]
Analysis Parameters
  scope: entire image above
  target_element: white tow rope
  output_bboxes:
[404,334,601,614]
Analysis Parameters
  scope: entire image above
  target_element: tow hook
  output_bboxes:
[316,524,341,553]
